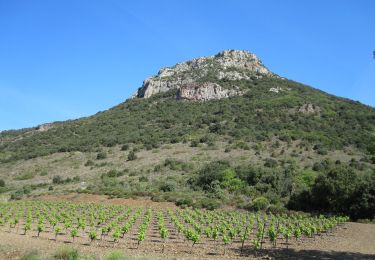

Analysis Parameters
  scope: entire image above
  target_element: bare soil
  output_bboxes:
[33,193,177,208]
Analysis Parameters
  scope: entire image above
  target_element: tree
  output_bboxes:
[288,165,375,220]
[0,179,5,187]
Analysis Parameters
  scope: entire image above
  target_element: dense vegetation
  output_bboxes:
[1,77,374,162]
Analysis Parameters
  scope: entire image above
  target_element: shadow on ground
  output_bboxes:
[234,246,375,259]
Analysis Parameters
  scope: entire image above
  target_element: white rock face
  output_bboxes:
[134,50,273,99]
[217,70,250,81]
[177,82,243,101]
[269,87,283,93]
[298,103,322,114]
[36,123,53,132]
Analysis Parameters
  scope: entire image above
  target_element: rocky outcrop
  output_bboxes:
[134,50,274,99]
[269,87,283,93]
[298,103,321,114]
[36,123,53,132]
[177,82,242,101]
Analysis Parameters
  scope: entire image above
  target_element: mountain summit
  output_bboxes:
[135,50,274,100]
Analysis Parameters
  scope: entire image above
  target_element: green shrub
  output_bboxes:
[96,152,107,160]
[39,171,48,176]
[160,182,176,192]
[105,251,125,260]
[10,189,24,200]
[84,160,94,166]
[176,197,194,207]
[138,176,148,182]
[53,175,63,184]
[14,172,35,180]
[20,250,39,260]
[121,144,129,151]
[196,198,221,210]
[251,196,269,211]
[127,150,137,161]
[0,179,5,187]
[289,166,375,220]
[53,246,79,260]
[264,158,277,168]
[190,140,199,147]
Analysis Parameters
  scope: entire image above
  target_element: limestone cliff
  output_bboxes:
[134,50,274,100]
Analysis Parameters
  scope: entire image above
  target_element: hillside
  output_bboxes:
[0,50,374,219]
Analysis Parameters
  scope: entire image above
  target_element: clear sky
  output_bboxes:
[0,0,374,131]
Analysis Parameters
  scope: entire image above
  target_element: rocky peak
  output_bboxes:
[134,50,274,99]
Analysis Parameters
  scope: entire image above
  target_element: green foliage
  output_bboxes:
[127,150,137,161]
[105,251,126,260]
[1,77,374,163]
[251,196,270,211]
[53,246,79,260]
[293,170,318,190]
[96,152,107,160]
[84,160,94,166]
[14,172,35,180]
[189,161,235,191]
[53,175,63,184]
[121,144,130,151]
[289,166,375,220]
[10,189,25,200]
[20,250,39,260]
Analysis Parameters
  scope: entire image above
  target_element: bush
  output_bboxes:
[105,251,125,260]
[190,140,199,147]
[104,170,123,178]
[39,171,48,176]
[84,160,94,166]
[138,176,148,182]
[20,250,39,260]
[0,179,5,187]
[190,161,231,190]
[264,158,278,168]
[196,198,221,210]
[96,152,107,160]
[121,144,129,151]
[267,204,287,214]
[160,182,176,192]
[10,189,24,200]
[176,197,194,207]
[127,150,137,161]
[53,246,79,260]
[53,175,63,184]
[14,172,35,180]
[289,166,375,220]
[251,196,269,211]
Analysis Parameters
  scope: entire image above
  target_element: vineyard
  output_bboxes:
[0,201,349,258]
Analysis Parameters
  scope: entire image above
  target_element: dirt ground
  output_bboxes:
[0,195,374,260]
[33,193,177,208]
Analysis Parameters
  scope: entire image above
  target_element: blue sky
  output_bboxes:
[0,0,374,131]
